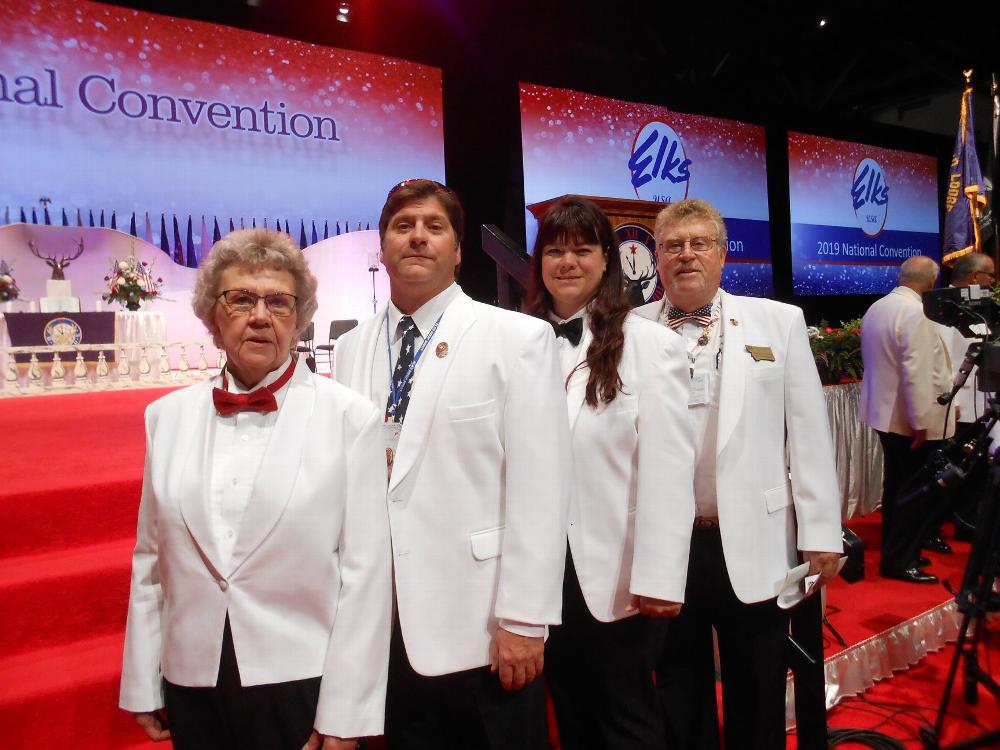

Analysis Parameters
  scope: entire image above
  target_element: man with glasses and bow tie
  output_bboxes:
[634,198,842,749]
[120,228,392,750]
[333,179,571,750]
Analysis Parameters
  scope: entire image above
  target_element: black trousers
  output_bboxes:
[545,550,669,750]
[385,617,548,750]
[654,527,790,750]
[163,616,322,750]
[876,431,944,572]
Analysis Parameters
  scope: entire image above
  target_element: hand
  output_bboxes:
[489,627,544,691]
[910,428,927,450]
[133,710,171,742]
[803,550,841,589]
[301,730,360,750]
[627,594,682,618]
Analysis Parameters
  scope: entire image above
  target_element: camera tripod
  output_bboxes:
[918,407,1000,749]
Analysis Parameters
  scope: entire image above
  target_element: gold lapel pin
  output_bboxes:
[436,342,449,358]
[729,318,739,327]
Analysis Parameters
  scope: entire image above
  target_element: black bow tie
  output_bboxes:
[551,318,584,346]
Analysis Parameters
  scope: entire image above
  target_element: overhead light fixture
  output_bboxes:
[818,18,828,28]
[336,2,350,22]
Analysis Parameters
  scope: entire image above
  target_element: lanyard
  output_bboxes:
[384,311,443,417]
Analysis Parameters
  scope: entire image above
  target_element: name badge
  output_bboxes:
[688,372,710,407]
[383,421,402,479]
[745,345,775,362]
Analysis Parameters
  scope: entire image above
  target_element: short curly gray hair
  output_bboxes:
[654,198,728,251]
[192,228,318,346]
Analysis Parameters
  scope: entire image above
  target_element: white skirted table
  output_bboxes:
[114,310,167,349]
[823,381,883,519]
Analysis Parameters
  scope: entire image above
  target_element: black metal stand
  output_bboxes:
[919,408,1000,749]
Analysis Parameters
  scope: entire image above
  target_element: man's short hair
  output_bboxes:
[898,255,939,285]
[951,253,991,284]
[653,198,728,250]
[378,179,465,245]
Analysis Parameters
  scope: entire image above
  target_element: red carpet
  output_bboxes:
[1,387,998,749]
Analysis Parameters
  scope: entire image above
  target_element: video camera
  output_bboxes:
[923,285,1000,394]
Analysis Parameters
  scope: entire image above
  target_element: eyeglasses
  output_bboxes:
[387,178,448,200]
[657,237,718,255]
[217,289,298,316]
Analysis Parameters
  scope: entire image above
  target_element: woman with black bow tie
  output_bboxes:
[119,229,391,750]
[523,197,695,749]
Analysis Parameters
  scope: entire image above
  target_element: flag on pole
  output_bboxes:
[143,212,153,244]
[200,215,210,263]
[173,215,184,264]
[943,73,987,266]
[159,214,170,255]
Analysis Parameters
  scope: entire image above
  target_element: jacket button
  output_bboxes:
[218,579,229,591]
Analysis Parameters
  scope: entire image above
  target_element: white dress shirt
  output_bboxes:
[208,356,292,568]
[663,293,722,518]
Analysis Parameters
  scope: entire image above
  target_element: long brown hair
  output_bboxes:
[523,197,629,407]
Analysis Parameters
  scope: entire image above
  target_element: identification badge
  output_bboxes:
[688,372,710,407]
[745,345,775,362]
[383,420,402,479]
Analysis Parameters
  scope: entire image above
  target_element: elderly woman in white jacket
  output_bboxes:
[119,228,391,750]
[523,198,695,749]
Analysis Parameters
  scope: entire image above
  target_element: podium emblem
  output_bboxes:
[43,317,83,346]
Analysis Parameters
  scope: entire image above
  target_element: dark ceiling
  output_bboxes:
[106,0,999,315]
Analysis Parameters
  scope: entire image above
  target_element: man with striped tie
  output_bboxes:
[634,198,843,749]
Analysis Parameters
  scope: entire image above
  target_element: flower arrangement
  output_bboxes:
[104,243,163,311]
[0,259,19,302]
[808,318,863,385]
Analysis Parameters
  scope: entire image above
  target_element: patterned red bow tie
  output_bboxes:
[666,303,713,330]
[213,356,297,416]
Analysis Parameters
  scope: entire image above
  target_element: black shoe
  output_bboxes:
[880,566,939,584]
[923,537,953,554]
[917,556,931,567]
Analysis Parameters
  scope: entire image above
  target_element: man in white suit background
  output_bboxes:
[333,179,570,749]
[634,198,843,749]
[858,256,956,584]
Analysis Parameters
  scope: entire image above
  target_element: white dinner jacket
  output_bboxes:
[635,291,843,603]
[858,286,956,440]
[334,290,571,677]
[566,314,695,622]
[119,358,393,738]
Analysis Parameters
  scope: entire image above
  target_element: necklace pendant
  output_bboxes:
[697,333,709,346]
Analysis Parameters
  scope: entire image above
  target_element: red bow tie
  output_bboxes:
[213,356,297,416]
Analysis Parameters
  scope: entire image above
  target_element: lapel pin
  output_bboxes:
[729,318,739,327]
[435,342,449,358]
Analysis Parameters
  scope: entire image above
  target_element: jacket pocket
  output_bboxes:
[764,482,792,513]
[448,399,497,422]
[470,525,504,560]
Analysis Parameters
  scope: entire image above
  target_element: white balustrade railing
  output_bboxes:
[1,341,224,395]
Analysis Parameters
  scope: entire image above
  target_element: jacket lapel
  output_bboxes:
[566,326,593,431]
[717,290,746,457]
[350,308,388,402]
[389,292,476,492]
[228,358,314,575]
[177,380,225,579]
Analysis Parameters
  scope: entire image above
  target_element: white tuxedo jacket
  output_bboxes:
[858,286,955,440]
[119,359,393,738]
[334,290,571,676]
[566,314,695,621]
[635,292,843,603]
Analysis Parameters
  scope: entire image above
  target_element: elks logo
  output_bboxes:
[43,317,83,346]
[628,120,691,203]
[851,158,889,237]
[615,223,662,304]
